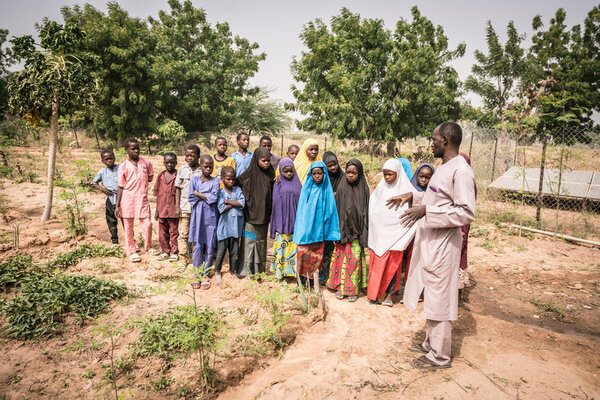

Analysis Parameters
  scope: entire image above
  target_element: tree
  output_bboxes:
[289,7,465,152]
[465,21,526,139]
[8,20,94,221]
[62,3,157,145]
[518,8,598,143]
[148,0,266,134]
[0,29,13,120]
[229,88,291,135]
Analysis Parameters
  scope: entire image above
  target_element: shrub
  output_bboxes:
[2,274,128,339]
[46,244,125,270]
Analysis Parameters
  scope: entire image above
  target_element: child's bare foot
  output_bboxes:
[215,272,223,285]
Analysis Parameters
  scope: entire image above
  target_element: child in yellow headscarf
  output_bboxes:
[294,138,322,185]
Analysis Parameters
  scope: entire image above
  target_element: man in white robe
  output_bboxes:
[387,122,476,369]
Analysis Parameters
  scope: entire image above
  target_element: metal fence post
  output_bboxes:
[536,134,548,226]
[468,129,475,159]
[554,145,565,238]
[281,134,284,158]
[490,136,499,182]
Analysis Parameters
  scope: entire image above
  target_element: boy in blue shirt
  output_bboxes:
[215,166,245,284]
[91,149,120,244]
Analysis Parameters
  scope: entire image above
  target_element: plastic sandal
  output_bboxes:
[169,254,179,261]
[129,253,141,262]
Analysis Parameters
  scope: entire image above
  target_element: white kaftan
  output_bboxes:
[402,155,476,321]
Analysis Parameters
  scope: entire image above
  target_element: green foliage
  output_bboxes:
[53,159,96,235]
[0,28,14,120]
[229,87,291,135]
[247,276,291,350]
[7,20,94,125]
[155,119,187,154]
[465,21,526,129]
[148,0,265,133]
[61,3,156,142]
[289,7,464,146]
[133,305,222,359]
[0,254,44,291]
[46,243,125,270]
[520,7,600,140]
[2,274,128,339]
[530,297,565,319]
[150,375,171,391]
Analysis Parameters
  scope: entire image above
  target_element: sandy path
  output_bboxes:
[219,289,599,400]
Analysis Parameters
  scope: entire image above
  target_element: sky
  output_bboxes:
[1,0,598,110]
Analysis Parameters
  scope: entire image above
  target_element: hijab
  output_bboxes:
[368,159,418,256]
[293,161,340,245]
[410,163,436,192]
[235,146,275,225]
[269,158,302,238]
[334,159,370,247]
[460,153,477,198]
[323,151,343,192]
[294,138,322,185]
[397,158,414,180]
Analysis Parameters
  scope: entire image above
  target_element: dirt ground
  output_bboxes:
[0,147,599,399]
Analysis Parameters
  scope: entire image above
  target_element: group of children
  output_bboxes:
[93,134,472,300]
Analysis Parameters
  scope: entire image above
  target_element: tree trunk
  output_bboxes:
[41,89,59,222]
[386,140,396,157]
[94,130,100,150]
[73,128,80,148]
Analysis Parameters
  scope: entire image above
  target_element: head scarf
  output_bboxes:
[334,159,370,247]
[294,138,322,185]
[293,161,340,245]
[323,151,343,192]
[410,163,436,192]
[269,158,302,238]
[235,147,275,225]
[397,158,414,180]
[460,153,477,198]
[368,159,418,256]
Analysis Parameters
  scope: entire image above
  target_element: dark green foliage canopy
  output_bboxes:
[7,20,94,123]
[464,21,526,127]
[149,0,266,134]
[289,7,465,142]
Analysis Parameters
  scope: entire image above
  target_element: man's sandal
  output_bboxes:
[410,355,451,370]
[129,253,141,263]
[408,344,428,354]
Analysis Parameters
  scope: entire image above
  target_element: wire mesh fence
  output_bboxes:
[464,123,600,243]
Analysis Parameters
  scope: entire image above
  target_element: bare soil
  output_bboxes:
[0,146,599,399]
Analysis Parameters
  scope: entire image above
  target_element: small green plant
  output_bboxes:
[82,369,96,379]
[530,298,565,319]
[46,244,125,270]
[10,373,22,384]
[132,304,223,392]
[53,160,95,236]
[150,375,171,391]
[2,274,128,339]
[94,315,128,400]
[516,244,527,253]
[0,254,46,291]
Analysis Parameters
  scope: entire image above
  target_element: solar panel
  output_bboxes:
[489,167,599,200]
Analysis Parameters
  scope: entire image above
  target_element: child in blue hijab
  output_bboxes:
[397,158,413,180]
[293,161,340,292]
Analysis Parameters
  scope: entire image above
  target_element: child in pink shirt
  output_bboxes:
[115,138,155,262]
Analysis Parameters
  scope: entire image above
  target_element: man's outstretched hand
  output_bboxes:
[399,205,426,228]
[386,193,413,211]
